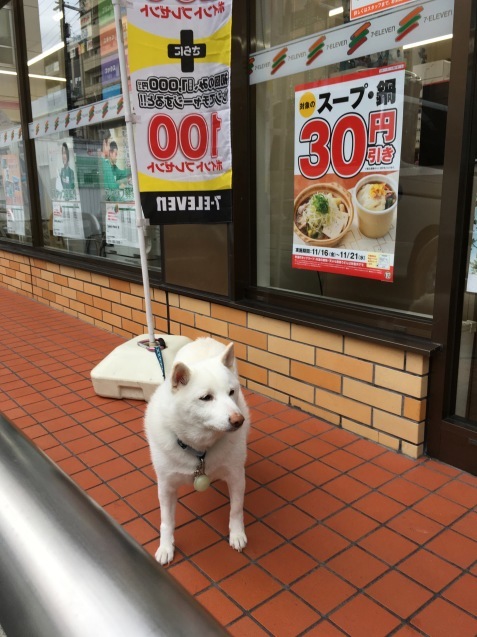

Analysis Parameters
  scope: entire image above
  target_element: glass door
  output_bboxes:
[427,1,477,475]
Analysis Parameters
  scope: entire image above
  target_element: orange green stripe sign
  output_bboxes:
[271,47,288,75]
[348,21,371,55]
[396,5,424,41]
[306,37,325,66]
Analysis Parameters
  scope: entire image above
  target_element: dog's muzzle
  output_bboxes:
[229,412,244,430]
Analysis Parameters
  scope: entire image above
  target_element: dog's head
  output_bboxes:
[170,343,245,440]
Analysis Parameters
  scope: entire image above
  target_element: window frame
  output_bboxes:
[426,0,477,470]
[230,0,466,348]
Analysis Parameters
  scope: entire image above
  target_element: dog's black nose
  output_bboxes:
[229,413,244,429]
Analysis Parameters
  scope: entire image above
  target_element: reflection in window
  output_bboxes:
[26,0,125,119]
[36,123,160,268]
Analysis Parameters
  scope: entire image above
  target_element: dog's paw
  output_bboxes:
[229,531,247,552]
[155,543,174,565]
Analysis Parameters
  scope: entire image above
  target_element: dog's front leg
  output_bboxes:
[226,469,247,552]
[156,480,177,565]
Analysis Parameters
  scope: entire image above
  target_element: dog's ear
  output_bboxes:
[171,362,190,389]
[221,343,235,370]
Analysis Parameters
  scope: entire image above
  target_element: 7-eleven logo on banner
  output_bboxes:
[127,0,233,225]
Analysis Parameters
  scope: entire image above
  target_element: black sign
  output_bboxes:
[141,189,232,225]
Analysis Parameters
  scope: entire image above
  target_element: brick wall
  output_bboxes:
[0,250,428,457]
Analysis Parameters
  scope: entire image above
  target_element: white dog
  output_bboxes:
[144,337,250,565]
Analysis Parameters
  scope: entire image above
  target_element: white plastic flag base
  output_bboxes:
[91,334,191,402]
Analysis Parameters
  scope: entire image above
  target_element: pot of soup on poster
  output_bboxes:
[293,63,405,282]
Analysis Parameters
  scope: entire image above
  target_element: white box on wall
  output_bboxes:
[414,60,451,84]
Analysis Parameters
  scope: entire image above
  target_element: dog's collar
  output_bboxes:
[178,439,211,492]
[177,438,206,460]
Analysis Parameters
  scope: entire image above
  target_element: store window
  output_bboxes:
[20,0,161,269]
[0,4,14,67]
[251,0,453,317]
[24,0,122,116]
[0,2,32,244]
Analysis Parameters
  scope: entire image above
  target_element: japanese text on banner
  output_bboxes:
[293,64,405,282]
[127,0,233,224]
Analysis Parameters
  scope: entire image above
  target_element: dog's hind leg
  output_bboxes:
[156,480,177,565]
[226,469,247,552]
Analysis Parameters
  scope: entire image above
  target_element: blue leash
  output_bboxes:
[154,338,166,380]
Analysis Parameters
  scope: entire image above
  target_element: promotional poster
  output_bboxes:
[52,200,84,239]
[105,202,139,247]
[50,139,84,239]
[127,0,233,224]
[2,154,26,236]
[293,64,405,282]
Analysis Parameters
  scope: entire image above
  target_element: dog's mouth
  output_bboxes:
[206,423,241,434]
[202,423,242,436]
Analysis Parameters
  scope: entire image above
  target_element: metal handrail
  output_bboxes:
[0,413,227,637]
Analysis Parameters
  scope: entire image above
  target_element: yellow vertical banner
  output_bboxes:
[127,0,233,224]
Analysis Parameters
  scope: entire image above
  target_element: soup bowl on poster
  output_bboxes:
[353,173,398,239]
[294,182,353,247]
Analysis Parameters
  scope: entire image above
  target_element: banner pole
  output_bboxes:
[111,0,156,348]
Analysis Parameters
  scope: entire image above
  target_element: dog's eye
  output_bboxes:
[200,394,213,401]
[229,389,235,396]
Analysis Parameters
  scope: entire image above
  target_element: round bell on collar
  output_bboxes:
[194,474,211,491]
